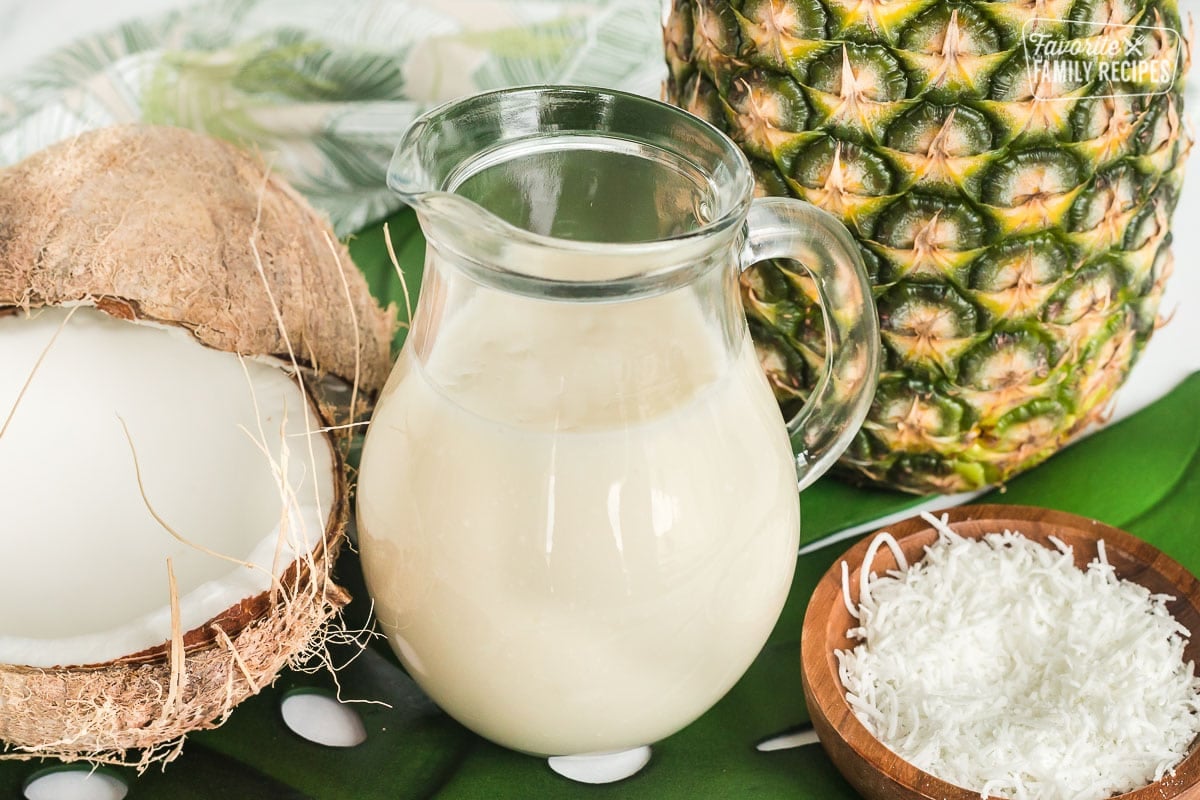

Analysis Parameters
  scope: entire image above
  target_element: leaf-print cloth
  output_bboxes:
[0,0,666,235]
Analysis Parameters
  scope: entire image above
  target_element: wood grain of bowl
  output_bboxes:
[800,504,1200,800]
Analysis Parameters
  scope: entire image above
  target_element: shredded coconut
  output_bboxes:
[837,512,1200,800]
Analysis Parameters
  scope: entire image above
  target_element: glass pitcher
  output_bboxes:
[357,86,879,758]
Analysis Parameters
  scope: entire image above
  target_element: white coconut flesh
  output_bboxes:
[0,306,335,669]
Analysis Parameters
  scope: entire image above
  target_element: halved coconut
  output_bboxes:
[0,125,394,765]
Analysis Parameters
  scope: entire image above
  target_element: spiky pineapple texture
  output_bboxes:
[665,0,1192,494]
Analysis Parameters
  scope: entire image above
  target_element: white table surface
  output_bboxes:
[2,0,1197,423]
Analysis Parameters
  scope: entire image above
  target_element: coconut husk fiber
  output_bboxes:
[0,124,395,392]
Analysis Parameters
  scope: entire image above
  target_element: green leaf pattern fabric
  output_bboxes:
[0,0,665,235]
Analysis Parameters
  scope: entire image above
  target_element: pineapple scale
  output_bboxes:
[665,0,1191,493]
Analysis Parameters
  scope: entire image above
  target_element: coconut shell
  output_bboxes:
[0,125,394,766]
[0,124,395,392]
[0,385,352,767]
[0,547,349,764]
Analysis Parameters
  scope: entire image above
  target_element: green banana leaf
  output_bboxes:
[5,209,1197,799]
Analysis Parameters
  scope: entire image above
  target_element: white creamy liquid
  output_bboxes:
[358,284,800,756]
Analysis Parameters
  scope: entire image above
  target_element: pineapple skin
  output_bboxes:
[665,0,1191,494]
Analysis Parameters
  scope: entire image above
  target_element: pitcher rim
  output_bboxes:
[387,85,758,291]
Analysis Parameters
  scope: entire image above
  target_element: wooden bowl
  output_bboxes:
[800,503,1200,800]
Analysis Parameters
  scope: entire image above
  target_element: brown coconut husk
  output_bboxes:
[0,125,395,768]
[0,124,394,393]
[0,525,349,767]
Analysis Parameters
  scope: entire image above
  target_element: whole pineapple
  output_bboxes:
[665,0,1191,493]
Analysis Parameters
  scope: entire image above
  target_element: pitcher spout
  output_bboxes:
[387,118,433,204]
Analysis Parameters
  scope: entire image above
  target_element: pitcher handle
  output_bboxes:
[741,198,880,492]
